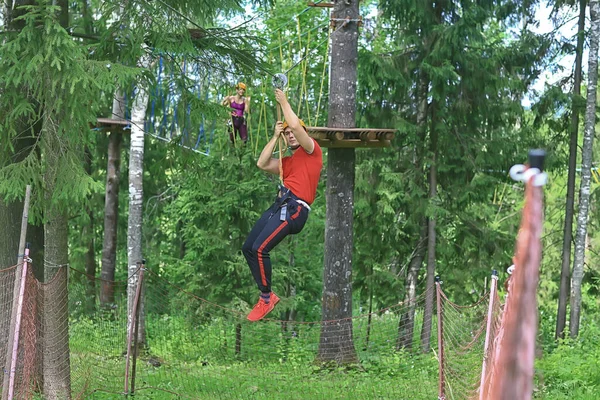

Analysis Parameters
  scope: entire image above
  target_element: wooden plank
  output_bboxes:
[307,126,396,134]
[97,117,130,126]
[314,139,391,148]
[308,1,334,7]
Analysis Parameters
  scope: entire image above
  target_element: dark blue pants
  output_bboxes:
[242,194,309,293]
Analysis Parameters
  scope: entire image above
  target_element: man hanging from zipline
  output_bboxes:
[221,82,250,144]
[243,88,323,321]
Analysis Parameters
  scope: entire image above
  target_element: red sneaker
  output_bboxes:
[247,292,280,321]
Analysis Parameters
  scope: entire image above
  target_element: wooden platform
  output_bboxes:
[307,127,395,148]
[96,117,130,131]
[96,119,396,148]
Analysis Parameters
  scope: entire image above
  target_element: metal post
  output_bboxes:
[479,270,499,400]
[3,186,32,400]
[7,245,31,400]
[124,261,144,395]
[435,276,445,400]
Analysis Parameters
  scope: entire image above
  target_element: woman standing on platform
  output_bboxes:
[221,82,250,144]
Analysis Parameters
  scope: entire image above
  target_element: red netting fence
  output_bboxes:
[483,157,546,400]
[1,264,508,399]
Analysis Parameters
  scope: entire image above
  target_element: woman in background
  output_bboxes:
[221,82,250,144]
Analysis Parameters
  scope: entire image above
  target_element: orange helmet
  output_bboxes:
[236,82,247,90]
[282,119,307,132]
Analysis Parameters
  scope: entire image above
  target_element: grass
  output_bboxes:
[83,359,438,400]
[68,312,440,399]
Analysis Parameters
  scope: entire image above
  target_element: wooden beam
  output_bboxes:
[334,131,345,141]
[308,126,396,134]
[314,139,391,148]
[307,126,396,144]
[308,1,334,7]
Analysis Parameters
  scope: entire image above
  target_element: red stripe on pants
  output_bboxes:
[257,206,303,287]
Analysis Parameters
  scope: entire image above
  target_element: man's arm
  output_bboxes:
[274,89,314,154]
[257,121,284,175]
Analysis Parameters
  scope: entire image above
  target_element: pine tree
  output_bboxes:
[0,3,139,397]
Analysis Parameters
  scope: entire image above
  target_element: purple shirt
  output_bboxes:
[231,99,245,117]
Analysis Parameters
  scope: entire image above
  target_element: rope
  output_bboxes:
[0,262,25,273]
[277,104,284,185]
[315,8,331,126]
[282,20,345,76]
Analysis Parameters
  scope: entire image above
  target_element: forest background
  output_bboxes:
[0,0,599,398]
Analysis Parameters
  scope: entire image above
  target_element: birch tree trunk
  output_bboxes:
[101,93,125,306]
[556,0,586,340]
[569,0,599,339]
[317,0,359,365]
[128,59,151,346]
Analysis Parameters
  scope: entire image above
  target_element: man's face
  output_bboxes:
[284,128,300,150]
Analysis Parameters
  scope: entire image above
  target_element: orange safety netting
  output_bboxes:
[481,160,546,400]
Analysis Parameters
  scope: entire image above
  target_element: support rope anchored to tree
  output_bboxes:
[272,72,288,186]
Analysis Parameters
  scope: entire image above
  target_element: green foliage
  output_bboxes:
[535,319,600,398]
[0,2,140,220]
[20,0,599,395]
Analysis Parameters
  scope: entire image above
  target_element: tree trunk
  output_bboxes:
[81,0,93,36]
[42,214,71,399]
[421,103,438,353]
[28,224,45,281]
[0,200,21,268]
[398,221,427,351]
[556,0,586,340]
[318,149,358,364]
[127,66,150,347]
[56,0,68,28]
[398,67,429,351]
[100,94,125,306]
[42,123,71,400]
[84,149,96,314]
[569,0,599,338]
[317,0,360,366]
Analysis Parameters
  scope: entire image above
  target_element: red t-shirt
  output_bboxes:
[281,139,323,205]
